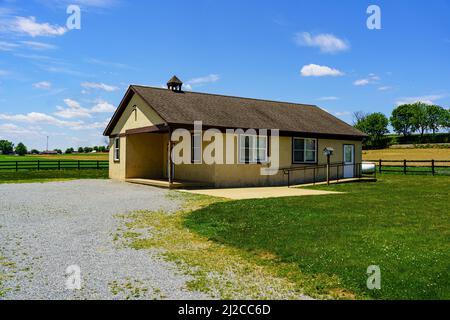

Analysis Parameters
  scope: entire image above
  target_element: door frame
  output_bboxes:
[343,144,355,178]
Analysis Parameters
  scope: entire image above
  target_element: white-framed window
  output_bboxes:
[239,135,268,164]
[192,133,202,164]
[114,137,120,162]
[293,138,317,164]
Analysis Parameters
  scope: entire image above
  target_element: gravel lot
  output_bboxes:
[0,180,210,300]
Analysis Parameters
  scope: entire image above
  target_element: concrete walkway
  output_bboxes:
[181,186,340,200]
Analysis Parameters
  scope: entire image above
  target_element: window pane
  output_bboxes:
[305,139,316,151]
[345,146,353,163]
[294,151,304,162]
[306,151,316,162]
[257,136,267,148]
[257,149,267,162]
[294,138,304,150]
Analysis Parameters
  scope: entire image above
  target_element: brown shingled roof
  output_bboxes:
[104,85,366,139]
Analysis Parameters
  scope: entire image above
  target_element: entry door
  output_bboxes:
[343,145,355,179]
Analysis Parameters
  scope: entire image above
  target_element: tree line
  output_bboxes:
[354,103,450,148]
[0,140,108,156]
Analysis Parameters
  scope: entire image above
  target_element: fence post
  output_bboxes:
[404,160,407,175]
[58,160,61,171]
[379,159,382,174]
[432,160,435,176]
[16,161,18,172]
[78,160,80,170]
[37,160,40,171]
[97,160,100,169]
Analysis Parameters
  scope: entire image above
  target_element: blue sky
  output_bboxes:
[0,0,449,150]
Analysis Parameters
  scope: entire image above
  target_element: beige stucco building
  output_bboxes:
[104,77,366,188]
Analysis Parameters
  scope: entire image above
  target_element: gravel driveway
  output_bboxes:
[0,180,209,300]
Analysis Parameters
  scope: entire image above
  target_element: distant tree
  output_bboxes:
[30,149,40,155]
[78,147,84,153]
[15,142,28,156]
[0,140,14,154]
[444,109,450,130]
[411,102,429,138]
[65,148,74,154]
[93,146,99,152]
[54,149,62,154]
[354,112,389,148]
[390,104,418,136]
[425,105,448,134]
[98,146,107,153]
[84,147,93,153]
[352,111,368,126]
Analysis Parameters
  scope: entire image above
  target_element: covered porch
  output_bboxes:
[124,125,212,189]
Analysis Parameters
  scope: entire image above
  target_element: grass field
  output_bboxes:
[0,169,108,184]
[185,174,450,299]
[0,153,109,161]
[363,148,450,161]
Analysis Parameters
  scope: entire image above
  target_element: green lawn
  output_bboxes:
[185,174,450,299]
[0,169,108,184]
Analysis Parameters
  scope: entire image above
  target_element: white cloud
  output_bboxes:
[54,98,115,119]
[396,94,446,106]
[183,74,220,91]
[70,120,110,131]
[300,64,344,77]
[354,79,370,86]
[0,69,9,76]
[378,86,392,91]
[0,41,19,51]
[91,100,115,113]
[9,16,66,37]
[0,123,36,136]
[21,41,57,50]
[33,81,52,89]
[317,96,340,101]
[354,74,380,86]
[0,112,82,127]
[188,74,220,85]
[294,32,349,53]
[81,82,119,92]
[335,111,351,116]
[54,99,92,119]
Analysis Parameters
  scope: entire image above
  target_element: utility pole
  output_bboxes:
[46,136,49,152]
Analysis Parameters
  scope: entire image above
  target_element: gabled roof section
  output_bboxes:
[104,85,366,139]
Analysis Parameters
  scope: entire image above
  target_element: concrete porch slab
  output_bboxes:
[125,178,212,189]
[180,186,341,200]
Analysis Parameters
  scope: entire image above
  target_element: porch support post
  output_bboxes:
[168,127,173,184]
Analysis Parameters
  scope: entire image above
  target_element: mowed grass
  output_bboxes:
[0,169,108,184]
[363,148,450,161]
[0,153,108,161]
[185,175,450,299]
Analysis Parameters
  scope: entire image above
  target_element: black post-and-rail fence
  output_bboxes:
[366,159,450,176]
[0,160,109,172]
